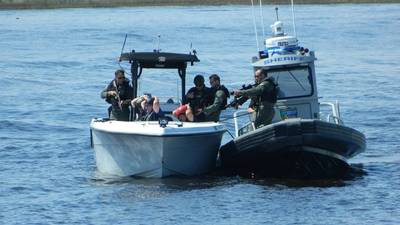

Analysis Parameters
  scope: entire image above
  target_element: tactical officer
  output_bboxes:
[233,68,277,128]
[100,69,133,121]
[182,75,213,122]
[197,74,230,122]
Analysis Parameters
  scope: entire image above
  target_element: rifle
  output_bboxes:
[225,84,256,109]
[112,80,123,111]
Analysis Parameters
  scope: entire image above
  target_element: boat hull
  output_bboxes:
[220,119,366,178]
[90,120,225,178]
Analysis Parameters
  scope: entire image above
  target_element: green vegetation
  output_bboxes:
[0,0,399,9]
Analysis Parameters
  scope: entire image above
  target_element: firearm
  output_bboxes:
[112,80,123,110]
[225,84,256,109]
[116,93,122,110]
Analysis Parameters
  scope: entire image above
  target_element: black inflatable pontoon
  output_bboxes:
[219,119,366,178]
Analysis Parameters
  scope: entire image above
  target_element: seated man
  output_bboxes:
[131,93,164,121]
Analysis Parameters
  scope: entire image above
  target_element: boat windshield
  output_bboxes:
[269,66,313,99]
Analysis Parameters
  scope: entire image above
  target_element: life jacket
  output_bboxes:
[105,79,133,108]
[217,85,230,110]
[185,86,213,111]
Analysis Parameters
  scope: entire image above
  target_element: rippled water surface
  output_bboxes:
[1,4,399,224]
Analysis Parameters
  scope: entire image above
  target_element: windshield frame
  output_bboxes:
[266,65,314,100]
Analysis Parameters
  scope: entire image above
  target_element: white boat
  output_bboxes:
[90,51,226,178]
[91,119,225,177]
[219,7,366,178]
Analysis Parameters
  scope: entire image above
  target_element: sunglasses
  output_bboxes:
[117,76,125,80]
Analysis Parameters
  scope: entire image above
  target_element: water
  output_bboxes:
[1,4,400,224]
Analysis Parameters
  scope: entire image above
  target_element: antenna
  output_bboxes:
[251,0,260,52]
[275,7,279,21]
[118,34,131,75]
[259,0,265,38]
[291,0,297,37]
[120,34,127,55]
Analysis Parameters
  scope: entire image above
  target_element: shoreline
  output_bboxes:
[0,0,399,9]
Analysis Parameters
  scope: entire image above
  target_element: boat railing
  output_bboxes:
[233,101,344,137]
[319,101,344,125]
[233,110,255,137]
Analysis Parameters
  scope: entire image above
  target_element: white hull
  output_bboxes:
[90,119,225,178]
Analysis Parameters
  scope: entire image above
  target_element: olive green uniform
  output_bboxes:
[238,79,275,128]
[203,86,229,122]
[100,79,133,121]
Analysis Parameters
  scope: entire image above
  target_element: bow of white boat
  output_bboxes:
[90,118,226,136]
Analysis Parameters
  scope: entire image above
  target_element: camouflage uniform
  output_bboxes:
[202,85,229,122]
[101,79,133,121]
[238,78,276,128]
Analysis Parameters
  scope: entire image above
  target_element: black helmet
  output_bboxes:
[194,75,205,86]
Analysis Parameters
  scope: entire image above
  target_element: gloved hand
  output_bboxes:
[108,91,118,97]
